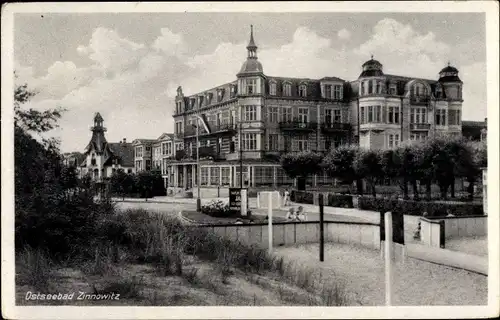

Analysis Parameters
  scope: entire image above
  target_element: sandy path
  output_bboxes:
[275,243,487,306]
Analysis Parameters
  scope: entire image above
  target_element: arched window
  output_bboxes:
[283,83,292,96]
[298,84,307,97]
[269,81,277,95]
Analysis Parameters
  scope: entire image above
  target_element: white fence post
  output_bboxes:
[268,192,273,254]
[241,189,248,217]
[385,211,393,306]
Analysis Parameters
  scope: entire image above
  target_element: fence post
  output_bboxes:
[319,193,324,262]
[268,192,273,254]
[384,211,393,306]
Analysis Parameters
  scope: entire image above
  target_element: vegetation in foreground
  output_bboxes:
[17,208,349,306]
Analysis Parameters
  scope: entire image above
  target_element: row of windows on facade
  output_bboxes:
[358,80,445,98]
[175,81,345,114]
[135,142,186,158]
[174,105,346,135]
[359,106,461,126]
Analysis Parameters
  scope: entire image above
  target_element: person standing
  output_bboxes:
[284,188,290,206]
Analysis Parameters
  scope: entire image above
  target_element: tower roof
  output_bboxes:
[238,25,264,76]
[94,112,103,122]
[247,24,257,50]
[439,62,461,83]
[359,55,384,78]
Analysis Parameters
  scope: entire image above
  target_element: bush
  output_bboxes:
[327,194,353,208]
[358,196,484,217]
[201,200,235,218]
[292,191,314,204]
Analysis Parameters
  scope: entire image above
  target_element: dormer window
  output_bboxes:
[190,98,196,108]
[205,93,211,105]
[298,84,307,97]
[230,85,236,98]
[436,85,442,98]
[269,81,277,95]
[217,89,224,102]
[389,84,397,95]
[333,85,343,100]
[198,96,204,107]
[283,82,292,96]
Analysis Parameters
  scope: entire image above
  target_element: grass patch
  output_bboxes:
[16,247,54,292]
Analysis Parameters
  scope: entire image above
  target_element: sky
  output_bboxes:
[13,12,487,153]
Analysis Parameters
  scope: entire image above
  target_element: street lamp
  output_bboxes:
[195,117,201,212]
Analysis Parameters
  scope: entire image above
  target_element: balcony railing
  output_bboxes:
[320,122,351,132]
[174,147,225,161]
[183,123,236,137]
[279,120,317,131]
[410,123,431,131]
[410,95,431,105]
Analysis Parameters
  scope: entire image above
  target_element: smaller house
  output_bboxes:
[132,139,157,172]
[462,118,487,141]
[79,113,135,180]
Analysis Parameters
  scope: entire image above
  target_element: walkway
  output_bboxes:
[406,243,488,275]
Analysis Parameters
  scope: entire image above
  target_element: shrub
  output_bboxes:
[358,196,484,217]
[201,200,235,218]
[293,191,314,204]
[327,194,353,208]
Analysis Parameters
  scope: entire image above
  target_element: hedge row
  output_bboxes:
[291,190,483,216]
[358,197,484,217]
[291,190,353,208]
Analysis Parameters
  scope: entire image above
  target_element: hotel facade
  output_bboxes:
[167,27,465,191]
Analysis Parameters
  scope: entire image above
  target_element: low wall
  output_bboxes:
[197,220,380,250]
[420,215,487,248]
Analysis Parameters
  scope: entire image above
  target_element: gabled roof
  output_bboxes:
[104,142,135,167]
[132,139,157,145]
[156,133,175,141]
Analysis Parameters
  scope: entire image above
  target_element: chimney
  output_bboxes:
[122,138,127,144]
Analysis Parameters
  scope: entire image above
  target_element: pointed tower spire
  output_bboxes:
[246,25,257,58]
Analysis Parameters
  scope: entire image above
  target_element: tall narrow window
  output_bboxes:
[333,85,342,100]
[283,83,292,96]
[360,83,365,96]
[368,106,373,123]
[376,82,381,94]
[368,81,373,94]
[333,109,341,123]
[375,106,381,122]
[297,135,309,151]
[324,85,332,99]
[269,82,277,95]
[246,79,257,95]
[298,108,309,123]
[281,107,292,122]
[267,106,279,123]
[298,84,307,97]
[268,134,278,150]
[325,109,333,124]
[360,107,366,124]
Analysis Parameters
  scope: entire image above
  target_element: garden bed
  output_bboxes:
[182,210,287,225]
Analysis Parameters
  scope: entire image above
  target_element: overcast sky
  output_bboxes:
[14,12,486,152]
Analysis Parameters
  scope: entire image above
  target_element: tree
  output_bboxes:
[322,145,363,194]
[394,143,422,200]
[59,165,79,199]
[136,171,155,200]
[110,169,128,200]
[280,151,323,191]
[353,149,383,197]
[413,140,435,201]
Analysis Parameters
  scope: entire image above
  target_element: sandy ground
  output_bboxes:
[275,243,487,306]
[445,236,488,257]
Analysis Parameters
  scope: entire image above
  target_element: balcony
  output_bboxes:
[410,123,431,131]
[183,123,236,138]
[174,147,225,161]
[320,122,351,133]
[279,120,317,132]
[410,95,431,106]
